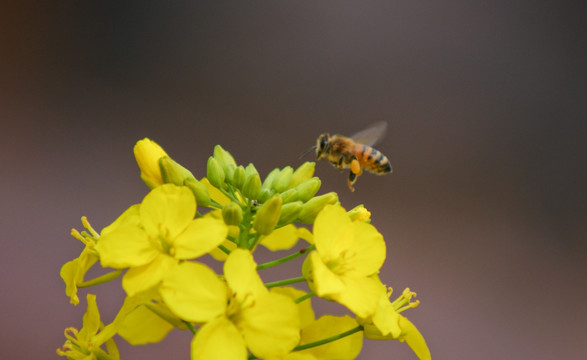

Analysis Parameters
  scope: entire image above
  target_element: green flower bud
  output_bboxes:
[213,145,237,170]
[297,192,339,224]
[224,163,236,185]
[222,202,244,226]
[159,156,196,186]
[253,194,282,235]
[206,156,225,189]
[232,165,246,189]
[242,163,262,199]
[257,188,273,203]
[184,178,211,207]
[277,201,303,227]
[290,162,315,188]
[261,168,281,190]
[279,188,298,203]
[272,166,293,193]
[293,177,321,203]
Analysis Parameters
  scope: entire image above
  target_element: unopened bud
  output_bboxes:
[279,188,298,203]
[347,204,371,223]
[272,166,293,193]
[257,188,273,203]
[242,164,262,199]
[297,192,339,224]
[290,162,315,188]
[293,177,321,202]
[253,194,282,235]
[277,201,303,227]
[222,202,244,226]
[213,145,236,167]
[261,168,280,190]
[160,156,196,186]
[232,165,246,189]
[184,178,211,207]
[206,157,225,189]
[134,138,168,188]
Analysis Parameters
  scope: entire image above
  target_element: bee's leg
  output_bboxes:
[347,158,362,192]
[337,157,345,171]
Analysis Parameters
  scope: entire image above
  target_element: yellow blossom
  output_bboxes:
[95,184,228,296]
[358,286,430,360]
[134,138,168,188]
[302,204,386,318]
[159,249,301,359]
[57,294,120,360]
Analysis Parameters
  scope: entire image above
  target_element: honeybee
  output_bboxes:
[308,121,392,191]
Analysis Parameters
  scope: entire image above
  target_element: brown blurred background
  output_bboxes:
[1,2,585,359]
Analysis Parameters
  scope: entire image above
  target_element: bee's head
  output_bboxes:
[315,133,330,159]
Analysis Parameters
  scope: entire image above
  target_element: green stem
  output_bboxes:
[293,325,364,352]
[78,270,123,288]
[294,292,315,304]
[265,276,306,289]
[257,245,315,270]
[184,321,197,335]
[209,199,224,209]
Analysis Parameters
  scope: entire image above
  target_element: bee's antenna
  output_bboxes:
[299,145,316,159]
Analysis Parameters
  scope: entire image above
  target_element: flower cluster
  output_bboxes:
[58,138,430,360]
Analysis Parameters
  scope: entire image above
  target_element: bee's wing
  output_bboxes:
[350,121,387,146]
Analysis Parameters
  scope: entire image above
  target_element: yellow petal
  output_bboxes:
[313,205,352,259]
[260,224,300,251]
[298,315,363,360]
[78,294,101,341]
[100,204,140,237]
[400,315,431,360]
[224,249,267,301]
[134,138,168,188]
[173,217,228,259]
[122,254,177,296]
[308,251,344,297]
[117,304,173,345]
[330,276,384,318]
[201,177,231,206]
[270,287,315,328]
[191,317,247,360]
[159,261,227,323]
[371,293,402,338]
[344,222,386,277]
[140,184,196,240]
[239,292,300,358]
[60,248,98,305]
[96,226,157,268]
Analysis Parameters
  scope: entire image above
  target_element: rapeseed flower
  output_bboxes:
[95,184,228,296]
[159,249,300,359]
[302,204,386,318]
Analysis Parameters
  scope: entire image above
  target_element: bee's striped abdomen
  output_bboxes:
[356,145,392,174]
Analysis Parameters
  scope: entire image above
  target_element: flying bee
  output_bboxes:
[304,121,392,192]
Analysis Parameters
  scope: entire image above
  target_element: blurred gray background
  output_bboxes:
[1,1,585,359]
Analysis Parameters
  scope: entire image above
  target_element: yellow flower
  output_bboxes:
[95,184,228,296]
[134,138,169,188]
[268,288,363,360]
[302,204,386,318]
[358,286,430,360]
[57,294,120,360]
[159,249,301,359]
[117,288,184,345]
